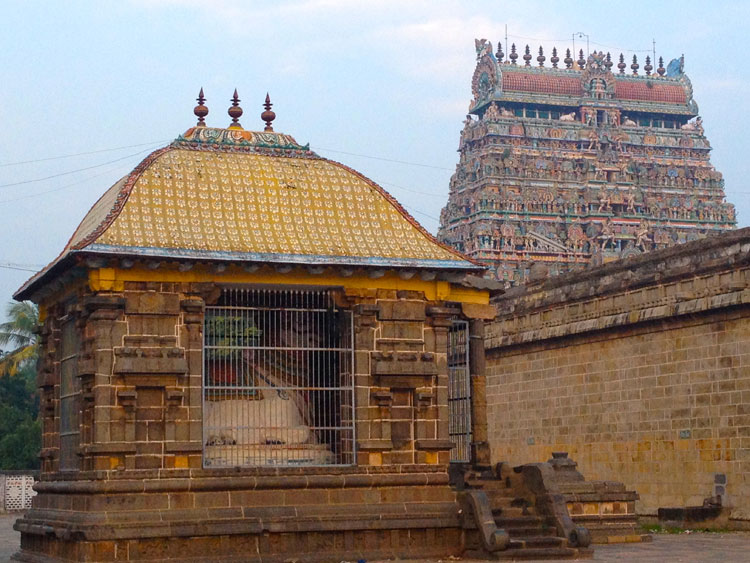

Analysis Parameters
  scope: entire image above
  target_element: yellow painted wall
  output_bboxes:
[88,264,489,305]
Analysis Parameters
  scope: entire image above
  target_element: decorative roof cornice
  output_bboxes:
[174,127,317,157]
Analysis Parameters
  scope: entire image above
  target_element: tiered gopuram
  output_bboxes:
[438,41,736,285]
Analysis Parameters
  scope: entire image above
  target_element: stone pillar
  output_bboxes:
[37,302,61,474]
[423,304,459,465]
[469,318,491,467]
[78,294,127,471]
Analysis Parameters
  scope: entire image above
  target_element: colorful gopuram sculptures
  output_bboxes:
[438,42,736,285]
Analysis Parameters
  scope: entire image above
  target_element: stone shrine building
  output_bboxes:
[438,41,735,285]
[11,92,597,561]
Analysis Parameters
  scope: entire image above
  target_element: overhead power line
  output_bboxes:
[0,262,43,272]
[0,146,161,189]
[505,32,653,53]
[313,146,452,171]
[379,180,445,199]
[0,140,170,168]
[0,160,134,204]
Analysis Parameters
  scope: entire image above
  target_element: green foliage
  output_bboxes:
[0,300,41,469]
[640,523,731,534]
[205,314,261,360]
[0,362,40,469]
[0,301,39,376]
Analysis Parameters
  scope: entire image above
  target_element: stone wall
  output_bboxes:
[35,281,467,473]
[348,288,457,466]
[18,273,490,561]
[485,228,750,524]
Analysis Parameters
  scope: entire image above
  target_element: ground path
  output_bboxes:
[2,513,749,562]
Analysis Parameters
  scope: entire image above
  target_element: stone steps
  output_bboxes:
[463,469,592,560]
[509,535,567,549]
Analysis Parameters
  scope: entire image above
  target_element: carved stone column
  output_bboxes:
[469,318,491,467]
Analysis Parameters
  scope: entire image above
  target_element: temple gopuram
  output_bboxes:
[438,40,736,285]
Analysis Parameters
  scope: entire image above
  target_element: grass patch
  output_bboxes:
[640,523,731,534]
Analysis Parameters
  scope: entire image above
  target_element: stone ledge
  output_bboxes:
[15,504,460,541]
[494,227,750,310]
[416,439,455,451]
[164,441,203,453]
[80,443,137,455]
[488,288,750,348]
[34,470,451,494]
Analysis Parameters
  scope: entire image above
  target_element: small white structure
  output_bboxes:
[0,473,36,512]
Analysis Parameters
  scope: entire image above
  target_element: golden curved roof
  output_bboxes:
[18,124,478,298]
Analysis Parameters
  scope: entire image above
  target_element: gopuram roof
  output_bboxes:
[472,42,697,116]
[438,40,735,287]
[17,90,480,300]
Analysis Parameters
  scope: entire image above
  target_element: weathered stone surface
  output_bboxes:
[485,228,750,525]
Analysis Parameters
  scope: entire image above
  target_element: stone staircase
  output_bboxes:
[457,465,594,560]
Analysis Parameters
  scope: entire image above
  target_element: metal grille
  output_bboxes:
[202,288,354,467]
[448,320,472,463]
[59,316,80,471]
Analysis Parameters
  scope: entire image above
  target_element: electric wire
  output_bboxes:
[0,145,162,189]
[0,140,171,168]
[0,160,135,204]
[312,146,452,171]
[0,263,42,272]
[504,33,654,54]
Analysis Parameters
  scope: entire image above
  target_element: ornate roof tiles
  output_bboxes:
[613,81,687,104]
[17,123,479,299]
[502,73,584,97]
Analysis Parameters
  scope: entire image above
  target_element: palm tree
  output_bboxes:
[0,301,39,376]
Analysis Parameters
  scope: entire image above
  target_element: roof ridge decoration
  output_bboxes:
[469,38,698,116]
[173,127,316,156]
[580,51,616,100]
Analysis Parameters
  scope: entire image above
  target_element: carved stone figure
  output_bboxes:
[437,37,736,286]
[599,219,615,250]
[475,38,493,60]
[635,219,651,250]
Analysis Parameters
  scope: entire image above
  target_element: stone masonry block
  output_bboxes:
[125,292,180,315]
[378,301,426,321]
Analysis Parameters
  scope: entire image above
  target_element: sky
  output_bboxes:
[2,0,749,317]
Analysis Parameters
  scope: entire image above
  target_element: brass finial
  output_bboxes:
[631,54,639,75]
[551,47,559,68]
[523,45,532,66]
[228,89,243,129]
[261,93,276,132]
[577,49,586,69]
[657,56,665,76]
[509,43,518,65]
[496,42,504,62]
[605,52,613,71]
[194,87,208,127]
[537,46,545,67]
[618,53,626,74]
[564,48,573,69]
[644,55,653,76]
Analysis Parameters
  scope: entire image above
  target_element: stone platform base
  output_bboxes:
[12,466,464,562]
[15,528,464,562]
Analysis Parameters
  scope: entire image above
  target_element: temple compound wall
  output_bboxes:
[485,227,750,525]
